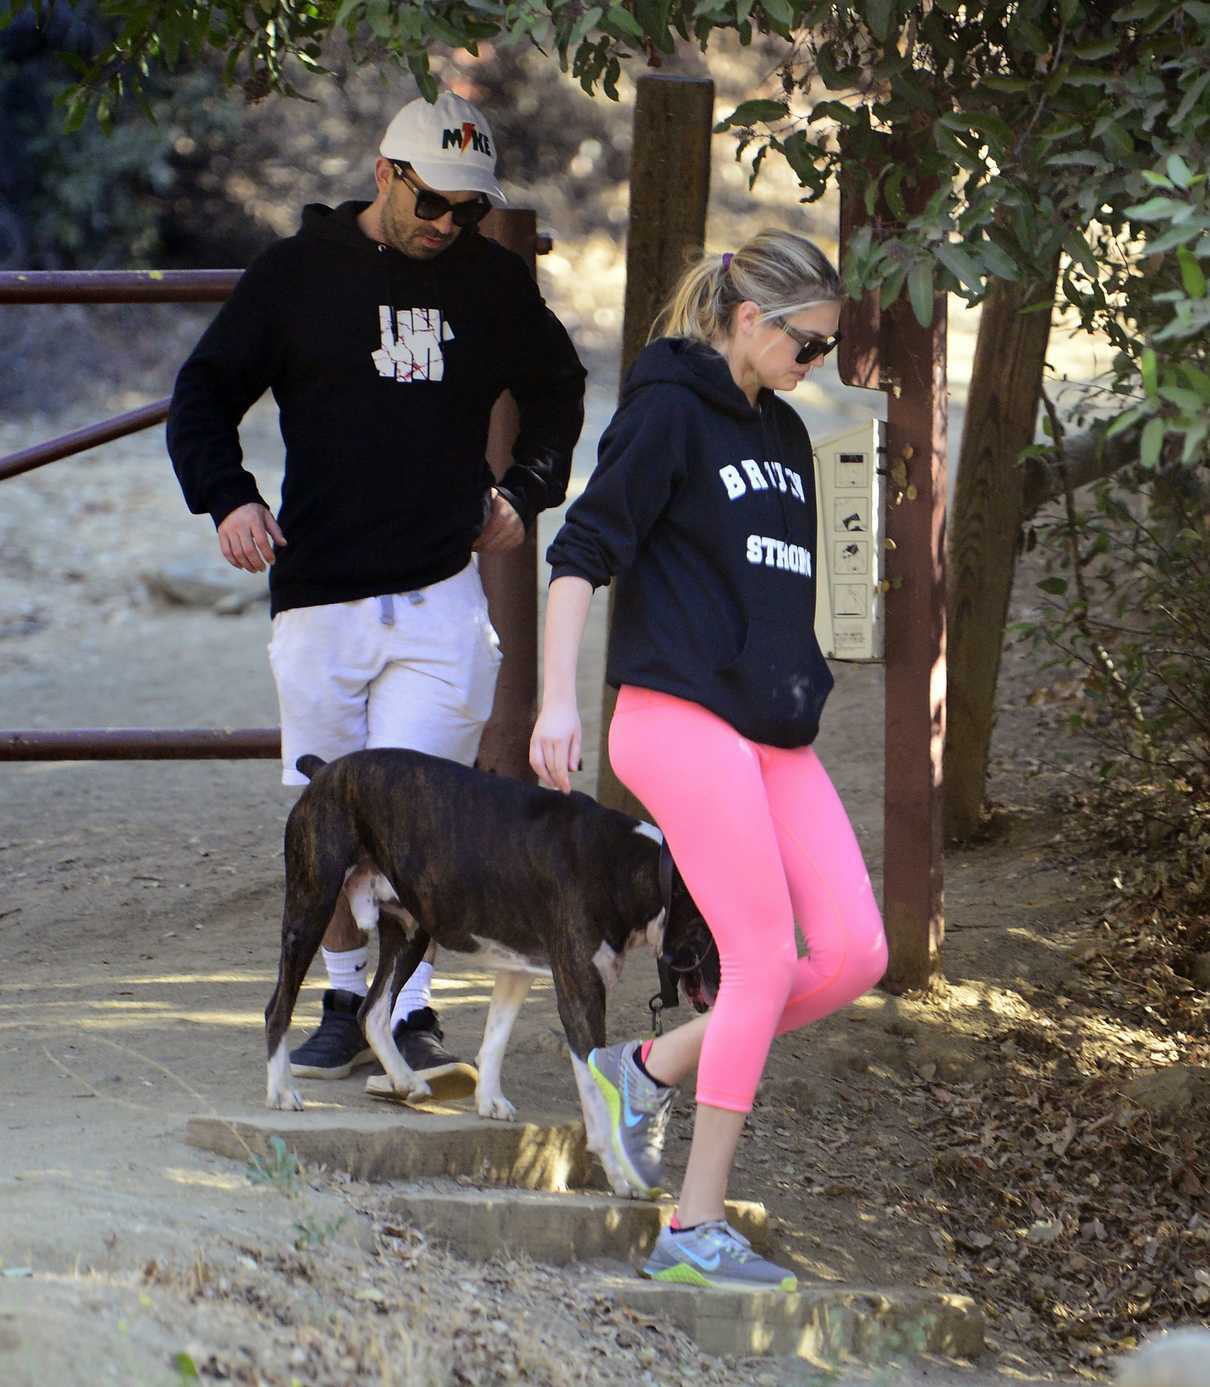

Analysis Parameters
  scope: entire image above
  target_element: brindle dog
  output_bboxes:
[264,747,713,1195]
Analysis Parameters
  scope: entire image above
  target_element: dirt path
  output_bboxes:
[0,402,1107,1385]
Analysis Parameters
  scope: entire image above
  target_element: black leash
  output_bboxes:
[646,837,721,1037]
[649,838,681,1036]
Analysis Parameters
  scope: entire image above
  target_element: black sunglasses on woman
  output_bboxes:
[774,317,842,366]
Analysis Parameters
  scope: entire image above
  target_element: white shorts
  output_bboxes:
[268,560,502,786]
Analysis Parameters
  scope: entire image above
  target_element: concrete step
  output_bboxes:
[385,1184,768,1265]
[184,1110,597,1190]
[607,1277,984,1362]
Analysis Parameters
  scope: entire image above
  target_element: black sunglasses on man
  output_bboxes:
[774,317,843,366]
[391,161,492,228]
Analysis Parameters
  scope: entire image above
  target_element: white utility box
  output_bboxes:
[812,418,886,662]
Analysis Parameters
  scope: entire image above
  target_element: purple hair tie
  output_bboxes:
[721,252,734,271]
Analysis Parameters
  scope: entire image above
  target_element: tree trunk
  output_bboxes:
[944,256,1060,841]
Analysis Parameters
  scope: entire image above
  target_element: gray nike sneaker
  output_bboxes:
[642,1220,798,1291]
[586,1041,676,1197]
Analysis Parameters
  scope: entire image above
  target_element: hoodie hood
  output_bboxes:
[299,200,481,266]
[299,201,377,255]
[623,337,763,421]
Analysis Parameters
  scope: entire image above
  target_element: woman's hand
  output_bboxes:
[529,700,582,794]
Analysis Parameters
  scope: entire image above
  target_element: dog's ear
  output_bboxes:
[295,754,327,780]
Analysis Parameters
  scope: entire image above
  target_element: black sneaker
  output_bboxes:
[289,989,375,1079]
[365,1006,478,1104]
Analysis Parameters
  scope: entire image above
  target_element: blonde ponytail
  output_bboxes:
[650,229,840,346]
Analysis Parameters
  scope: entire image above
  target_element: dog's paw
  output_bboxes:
[477,1094,517,1122]
[267,1086,305,1112]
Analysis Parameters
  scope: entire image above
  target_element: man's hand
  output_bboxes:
[218,502,286,573]
[473,489,525,554]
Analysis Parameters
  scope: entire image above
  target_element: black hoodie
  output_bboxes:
[168,201,586,615]
[547,337,834,749]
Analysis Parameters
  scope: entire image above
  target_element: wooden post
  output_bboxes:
[476,208,541,783]
[596,73,714,815]
[838,141,948,991]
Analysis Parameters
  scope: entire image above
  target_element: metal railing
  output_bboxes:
[1,221,545,776]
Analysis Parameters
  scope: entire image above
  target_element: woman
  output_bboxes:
[529,230,888,1292]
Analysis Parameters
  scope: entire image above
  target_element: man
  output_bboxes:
[168,91,586,1099]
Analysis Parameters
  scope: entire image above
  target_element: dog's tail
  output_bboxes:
[295,754,327,781]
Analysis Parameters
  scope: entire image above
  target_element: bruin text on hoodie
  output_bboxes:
[547,336,834,750]
[716,458,813,577]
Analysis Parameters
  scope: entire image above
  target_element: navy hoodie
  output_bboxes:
[168,201,585,615]
[547,337,834,749]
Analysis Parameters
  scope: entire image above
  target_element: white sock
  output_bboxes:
[390,961,434,1027]
[322,945,369,997]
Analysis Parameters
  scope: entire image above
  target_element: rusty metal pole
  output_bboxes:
[0,400,171,482]
[475,208,541,782]
[0,729,280,760]
[596,73,714,816]
[882,271,948,992]
[838,143,947,992]
[0,270,240,303]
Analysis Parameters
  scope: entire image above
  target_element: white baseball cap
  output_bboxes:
[379,91,507,207]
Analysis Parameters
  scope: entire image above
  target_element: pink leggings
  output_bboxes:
[609,685,888,1113]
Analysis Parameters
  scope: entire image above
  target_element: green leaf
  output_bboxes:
[908,258,936,327]
[1145,223,1206,253]
[1178,362,1210,400]
[810,99,860,126]
[1062,228,1098,276]
[1012,16,1050,53]
[1140,169,1174,188]
[1098,121,1135,159]
[1125,196,1191,222]
[1173,70,1210,129]
[864,0,894,42]
[979,239,1021,280]
[1158,385,1206,413]
[760,0,794,28]
[964,112,1015,151]
[1039,576,1068,595]
[715,98,789,130]
[1105,404,1144,438]
[1181,419,1208,463]
[1072,37,1119,59]
[605,5,644,37]
[981,76,1033,93]
[883,165,907,221]
[934,240,983,291]
[879,260,909,309]
[1141,347,1158,395]
[1166,153,1193,190]
[1139,416,1165,468]
[1111,0,1163,19]
[1046,151,1107,169]
[1177,246,1207,297]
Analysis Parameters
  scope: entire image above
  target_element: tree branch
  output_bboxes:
[1020,422,1141,522]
